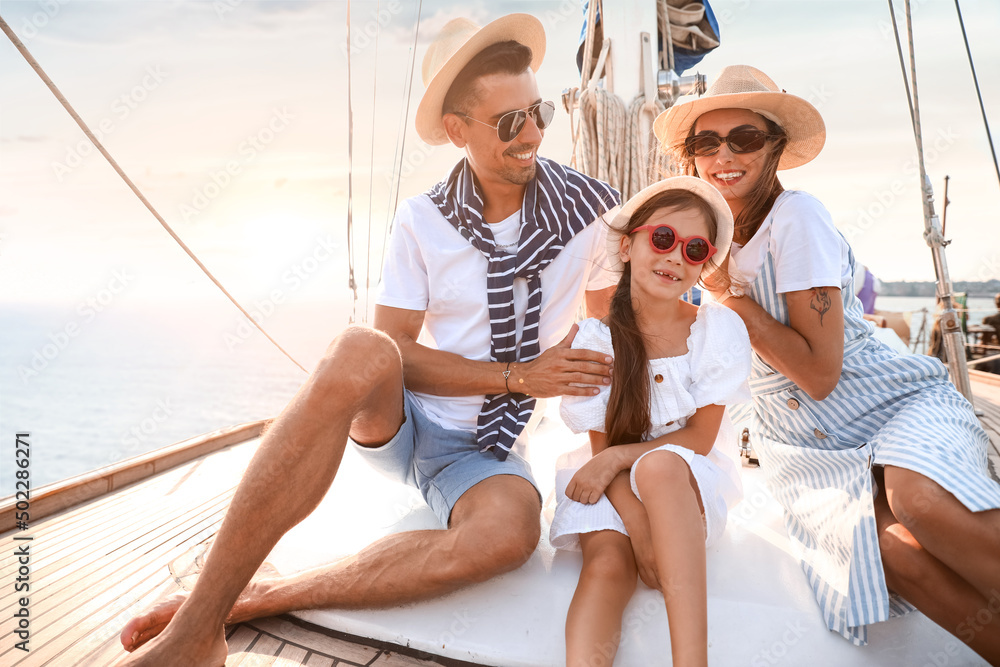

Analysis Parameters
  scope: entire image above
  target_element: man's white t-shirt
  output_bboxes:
[377,193,617,434]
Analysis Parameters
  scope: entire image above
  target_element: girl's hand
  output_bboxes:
[629,523,660,589]
[566,449,625,504]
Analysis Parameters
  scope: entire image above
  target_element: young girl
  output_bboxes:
[549,176,751,667]
[655,65,1000,661]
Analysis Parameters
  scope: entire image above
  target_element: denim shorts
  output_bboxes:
[351,392,538,526]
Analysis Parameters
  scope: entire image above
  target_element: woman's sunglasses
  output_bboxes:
[683,128,775,157]
[631,224,717,265]
[455,101,556,143]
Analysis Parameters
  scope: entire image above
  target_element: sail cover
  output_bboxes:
[577,0,721,76]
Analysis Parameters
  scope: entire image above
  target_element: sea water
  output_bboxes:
[0,300,345,493]
[1,295,995,495]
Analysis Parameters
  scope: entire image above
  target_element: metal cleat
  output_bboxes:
[739,427,759,467]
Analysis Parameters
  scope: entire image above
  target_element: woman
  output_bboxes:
[654,65,1000,661]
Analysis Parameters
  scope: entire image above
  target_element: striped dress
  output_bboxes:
[732,191,1000,645]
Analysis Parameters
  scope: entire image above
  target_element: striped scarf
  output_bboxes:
[427,157,619,460]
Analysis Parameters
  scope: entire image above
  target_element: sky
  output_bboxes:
[1,0,999,324]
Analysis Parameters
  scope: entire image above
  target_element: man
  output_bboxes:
[115,13,619,666]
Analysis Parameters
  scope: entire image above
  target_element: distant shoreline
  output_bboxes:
[878,280,1000,298]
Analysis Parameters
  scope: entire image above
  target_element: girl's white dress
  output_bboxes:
[550,301,752,550]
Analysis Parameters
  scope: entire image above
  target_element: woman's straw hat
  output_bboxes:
[606,175,734,279]
[653,65,825,169]
[415,14,545,146]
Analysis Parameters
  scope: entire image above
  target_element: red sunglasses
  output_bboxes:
[631,225,717,265]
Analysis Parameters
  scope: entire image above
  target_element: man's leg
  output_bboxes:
[123,474,541,664]
[117,326,407,666]
[213,472,542,620]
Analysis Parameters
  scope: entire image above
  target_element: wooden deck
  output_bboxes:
[970,370,1000,478]
[0,434,448,666]
[1,374,999,667]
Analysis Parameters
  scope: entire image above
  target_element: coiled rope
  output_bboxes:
[572,1,680,200]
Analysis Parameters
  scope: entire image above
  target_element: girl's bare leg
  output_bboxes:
[566,531,638,667]
[633,451,707,667]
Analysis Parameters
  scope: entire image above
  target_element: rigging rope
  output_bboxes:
[886,1,918,162]
[0,15,309,374]
[363,1,381,322]
[888,0,976,403]
[379,0,423,286]
[346,1,358,324]
[953,0,1000,189]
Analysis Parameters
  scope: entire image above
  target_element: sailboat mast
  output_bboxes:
[899,0,975,403]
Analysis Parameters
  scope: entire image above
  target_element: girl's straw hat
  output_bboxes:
[606,175,734,279]
[653,65,825,169]
[415,14,545,146]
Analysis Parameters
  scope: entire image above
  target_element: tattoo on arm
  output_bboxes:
[810,287,832,326]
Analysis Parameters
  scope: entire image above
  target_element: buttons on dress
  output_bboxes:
[813,428,828,439]
[665,420,675,426]
[654,374,663,383]
[787,398,800,410]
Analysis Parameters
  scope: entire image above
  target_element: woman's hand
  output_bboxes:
[566,448,626,504]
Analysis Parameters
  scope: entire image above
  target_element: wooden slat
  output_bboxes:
[303,654,335,667]
[0,440,256,630]
[227,625,264,663]
[230,632,283,667]
[273,643,310,667]
[45,577,177,667]
[0,441,257,665]
[971,374,1000,479]
[1,503,228,665]
[0,488,233,622]
[247,617,380,665]
[971,369,1000,388]
[0,420,266,531]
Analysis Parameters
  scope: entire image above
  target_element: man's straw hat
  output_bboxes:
[415,14,545,146]
[606,175,734,279]
[653,65,825,169]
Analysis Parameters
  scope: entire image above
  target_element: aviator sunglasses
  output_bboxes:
[454,101,556,143]
[631,224,717,265]
[684,127,775,157]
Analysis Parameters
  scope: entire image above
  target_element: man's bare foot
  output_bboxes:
[121,561,282,652]
[114,622,228,667]
[120,591,188,652]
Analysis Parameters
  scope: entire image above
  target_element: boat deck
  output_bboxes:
[1,372,998,667]
[0,429,448,667]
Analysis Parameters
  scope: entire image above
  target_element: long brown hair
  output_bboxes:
[604,190,719,446]
[679,115,788,244]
